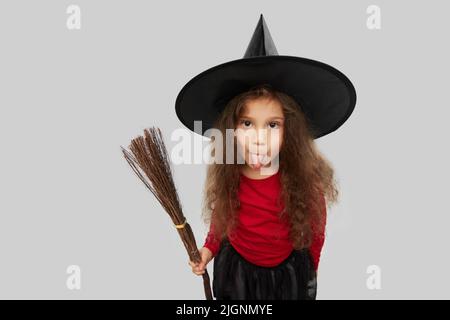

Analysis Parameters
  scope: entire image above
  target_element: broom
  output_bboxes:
[120,126,213,300]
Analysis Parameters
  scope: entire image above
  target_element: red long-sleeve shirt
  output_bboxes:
[203,170,327,271]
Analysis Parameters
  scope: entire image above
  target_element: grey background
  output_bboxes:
[0,0,448,299]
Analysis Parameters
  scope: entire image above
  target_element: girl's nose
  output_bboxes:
[251,136,267,154]
[256,128,268,144]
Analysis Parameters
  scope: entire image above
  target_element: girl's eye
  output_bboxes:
[268,122,280,129]
[241,120,252,128]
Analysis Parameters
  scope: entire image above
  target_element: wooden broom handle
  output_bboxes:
[202,270,213,300]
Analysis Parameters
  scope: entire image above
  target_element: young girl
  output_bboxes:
[188,84,338,300]
[179,14,356,300]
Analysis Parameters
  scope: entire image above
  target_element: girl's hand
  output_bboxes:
[188,247,213,276]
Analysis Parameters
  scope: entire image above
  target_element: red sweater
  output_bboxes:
[203,170,327,271]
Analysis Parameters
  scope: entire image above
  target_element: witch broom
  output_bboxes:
[121,126,213,300]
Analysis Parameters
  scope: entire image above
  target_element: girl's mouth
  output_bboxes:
[249,152,270,169]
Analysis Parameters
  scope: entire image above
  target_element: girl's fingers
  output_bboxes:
[194,266,204,272]
[188,260,206,275]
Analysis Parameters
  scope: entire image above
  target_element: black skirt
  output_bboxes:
[212,238,317,300]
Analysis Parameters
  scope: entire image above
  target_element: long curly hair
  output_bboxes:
[201,83,339,250]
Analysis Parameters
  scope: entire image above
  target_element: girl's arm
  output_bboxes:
[203,217,221,257]
[309,193,327,272]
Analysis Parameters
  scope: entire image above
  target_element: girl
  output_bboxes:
[188,84,338,300]
[179,14,356,300]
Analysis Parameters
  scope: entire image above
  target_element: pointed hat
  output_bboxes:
[175,14,357,139]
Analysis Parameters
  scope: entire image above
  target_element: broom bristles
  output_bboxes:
[121,127,183,224]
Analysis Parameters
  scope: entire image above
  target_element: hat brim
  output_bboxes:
[175,55,357,139]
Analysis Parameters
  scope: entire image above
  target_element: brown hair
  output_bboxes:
[201,83,339,250]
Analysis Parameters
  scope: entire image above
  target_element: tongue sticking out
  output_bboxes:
[250,153,268,169]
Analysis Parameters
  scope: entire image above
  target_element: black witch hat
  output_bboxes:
[175,14,357,139]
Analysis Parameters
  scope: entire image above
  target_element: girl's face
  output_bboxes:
[235,97,284,171]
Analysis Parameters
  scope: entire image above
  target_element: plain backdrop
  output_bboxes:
[0,0,449,299]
